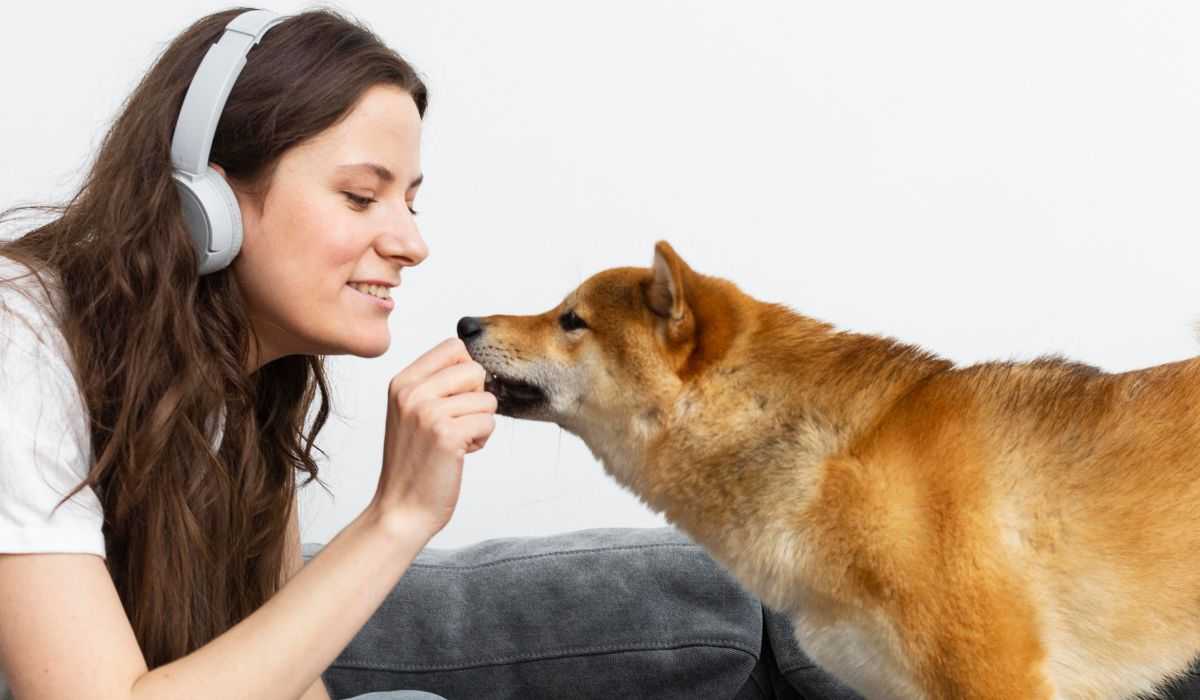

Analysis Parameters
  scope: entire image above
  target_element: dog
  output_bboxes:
[456,240,1200,699]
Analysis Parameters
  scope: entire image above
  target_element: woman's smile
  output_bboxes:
[345,282,397,311]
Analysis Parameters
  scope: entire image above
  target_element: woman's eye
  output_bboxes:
[559,310,588,332]
[343,192,375,209]
[344,192,419,216]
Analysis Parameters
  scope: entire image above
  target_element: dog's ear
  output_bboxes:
[648,240,696,340]
[646,241,699,357]
[647,240,690,321]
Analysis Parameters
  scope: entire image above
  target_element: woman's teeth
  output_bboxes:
[348,282,391,299]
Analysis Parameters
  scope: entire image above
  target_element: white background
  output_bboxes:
[3,1,1199,548]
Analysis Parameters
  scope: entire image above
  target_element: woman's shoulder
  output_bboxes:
[0,252,63,302]
[0,254,81,410]
[0,253,68,349]
[0,258,105,560]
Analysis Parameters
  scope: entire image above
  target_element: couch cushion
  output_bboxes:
[306,527,763,700]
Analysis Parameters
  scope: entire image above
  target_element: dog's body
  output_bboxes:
[459,241,1200,699]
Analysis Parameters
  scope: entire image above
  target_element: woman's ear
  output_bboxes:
[208,162,257,215]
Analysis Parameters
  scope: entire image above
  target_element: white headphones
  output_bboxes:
[170,9,289,275]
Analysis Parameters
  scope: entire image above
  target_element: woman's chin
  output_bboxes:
[349,335,390,358]
[326,326,390,358]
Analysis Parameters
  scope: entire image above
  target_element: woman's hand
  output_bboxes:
[371,337,497,538]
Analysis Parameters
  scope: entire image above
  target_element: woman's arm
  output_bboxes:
[0,334,489,700]
[285,500,334,700]
[0,504,431,700]
[131,505,428,700]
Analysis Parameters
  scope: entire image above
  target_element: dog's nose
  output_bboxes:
[457,316,484,341]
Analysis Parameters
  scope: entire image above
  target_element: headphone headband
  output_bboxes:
[170,9,287,178]
[170,9,288,275]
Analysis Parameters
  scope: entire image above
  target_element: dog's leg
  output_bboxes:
[899,579,1058,700]
[918,651,1058,700]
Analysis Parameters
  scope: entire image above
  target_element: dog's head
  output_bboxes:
[459,241,744,446]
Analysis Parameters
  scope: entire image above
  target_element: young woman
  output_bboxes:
[0,8,492,699]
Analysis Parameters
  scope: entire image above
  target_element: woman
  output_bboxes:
[0,7,491,699]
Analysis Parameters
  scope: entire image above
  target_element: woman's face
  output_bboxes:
[221,84,427,373]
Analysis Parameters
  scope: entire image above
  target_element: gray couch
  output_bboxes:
[302,527,1200,700]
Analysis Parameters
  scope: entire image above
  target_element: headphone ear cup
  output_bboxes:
[205,167,244,273]
[171,166,244,275]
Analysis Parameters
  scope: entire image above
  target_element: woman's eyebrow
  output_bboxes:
[337,162,424,188]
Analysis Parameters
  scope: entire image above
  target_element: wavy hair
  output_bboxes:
[0,6,427,669]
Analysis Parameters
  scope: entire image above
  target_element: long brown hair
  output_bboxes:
[0,7,427,669]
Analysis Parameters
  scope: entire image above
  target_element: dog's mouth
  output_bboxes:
[484,370,547,414]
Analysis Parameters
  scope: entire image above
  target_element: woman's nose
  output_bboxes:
[378,209,428,267]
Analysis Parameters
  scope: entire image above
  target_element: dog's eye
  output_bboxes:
[559,310,589,332]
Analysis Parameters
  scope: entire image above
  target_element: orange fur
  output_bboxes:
[461,240,1200,699]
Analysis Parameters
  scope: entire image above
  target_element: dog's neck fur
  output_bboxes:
[584,302,955,612]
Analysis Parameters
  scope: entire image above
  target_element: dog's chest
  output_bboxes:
[790,610,925,700]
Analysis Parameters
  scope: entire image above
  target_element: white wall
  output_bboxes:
[4,1,1199,549]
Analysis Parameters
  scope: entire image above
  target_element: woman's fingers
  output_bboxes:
[391,337,474,388]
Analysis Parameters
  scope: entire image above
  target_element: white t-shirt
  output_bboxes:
[0,258,105,554]
[0,257,225,699]
[0,257,102,699]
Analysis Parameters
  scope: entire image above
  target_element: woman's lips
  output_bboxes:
[346,283,396,310]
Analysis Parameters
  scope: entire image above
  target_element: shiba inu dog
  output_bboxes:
[456,240,1200,700]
